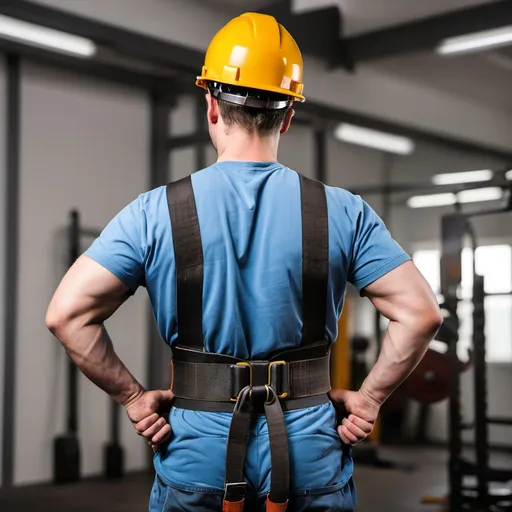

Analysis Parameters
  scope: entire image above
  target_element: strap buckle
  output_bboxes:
[268,361,290,399]
[230,362,252,402]
[224,481,247,502]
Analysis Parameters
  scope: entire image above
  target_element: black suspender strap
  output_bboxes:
[299,174,329,346]
[167,176,204,350]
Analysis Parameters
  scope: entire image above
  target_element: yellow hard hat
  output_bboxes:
[196,12,305,107]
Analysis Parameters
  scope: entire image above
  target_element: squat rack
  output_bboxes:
[440,194,512,511]
[2,0,512,488]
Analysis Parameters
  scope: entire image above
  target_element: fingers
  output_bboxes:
[140,417,168,439]
[337,424,356,445]
[134,413,171,446]
[148,423,172,453]
[134,413,160,434]
[337,415,374,446]
[346,414,374,435]
[152,423,172,445]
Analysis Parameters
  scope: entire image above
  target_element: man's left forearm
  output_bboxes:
[50,320,144,406]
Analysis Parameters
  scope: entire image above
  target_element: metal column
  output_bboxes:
[147,92,173,394]
[314,127,327,183]
[2,54,21,488]
[195,94,207,171]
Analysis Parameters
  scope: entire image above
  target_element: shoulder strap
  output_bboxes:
[167,174,328,351]
[299,174,329,346]
[167,176,204,350]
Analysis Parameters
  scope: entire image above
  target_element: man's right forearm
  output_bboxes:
[359,318,440,405]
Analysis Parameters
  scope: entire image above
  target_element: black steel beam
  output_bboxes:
[2,54,21,488]
[0,0,203,74]
[345,0,512,62]
[0,37,175,94]
[259,0,346,68]
[350,173,512,197]
[305,103,512,162]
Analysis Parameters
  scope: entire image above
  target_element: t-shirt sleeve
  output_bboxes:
[84,196,146,293]
[348,197,410,293]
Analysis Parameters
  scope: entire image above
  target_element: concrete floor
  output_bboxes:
[0,447,510,511]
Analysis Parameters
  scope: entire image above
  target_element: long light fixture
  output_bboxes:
[408,187,503,209]
[506,170,512,181]
[437,25,512,56]
[458,186,503,203]
[432,169,493,185]
[0,14,96,57]
[334,123,415,155]
[407,193,456,209]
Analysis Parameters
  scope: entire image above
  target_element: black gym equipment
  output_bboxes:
[53,210,125,483]
[53,210,82,484]
[438,191,512,510]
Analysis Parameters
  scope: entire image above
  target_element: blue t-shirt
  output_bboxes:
[85,161,410,494]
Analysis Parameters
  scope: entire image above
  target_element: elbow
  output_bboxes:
[45,308,64,337]
[45,302,74,339]
[420,305,444,338]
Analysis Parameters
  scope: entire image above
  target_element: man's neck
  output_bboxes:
[216,131,279,163]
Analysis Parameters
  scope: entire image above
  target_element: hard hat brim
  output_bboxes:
[196,77,305,103]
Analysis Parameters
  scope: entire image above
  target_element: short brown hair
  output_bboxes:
[218,100,290,135]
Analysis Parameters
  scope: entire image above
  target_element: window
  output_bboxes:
[413,245,512,363]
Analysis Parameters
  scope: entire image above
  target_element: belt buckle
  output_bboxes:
[230,362,252,402]
[268,361,290,399]
[224,481,247,502]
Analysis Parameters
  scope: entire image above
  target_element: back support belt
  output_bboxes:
[171,346,331,408]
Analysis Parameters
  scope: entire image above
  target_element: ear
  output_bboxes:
[206,93,219,125]
[280,108,295,135]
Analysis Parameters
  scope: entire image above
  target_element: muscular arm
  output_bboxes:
[45,255,144,406]
[359,260,443,405]
[331,260,442,445]
[46,255,173,449]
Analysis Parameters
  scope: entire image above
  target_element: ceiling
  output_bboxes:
[196,0,512,113]
[372,48,512,113]
[199,0,498,36]
[329,0,498,37]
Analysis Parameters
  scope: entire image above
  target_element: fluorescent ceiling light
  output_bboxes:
[506,170,512,181]
[432,170,493,185]
[408,187,503,208]
[334,123,415,155]
[407,193,456,209]
[457,187,502,203]
[437,25,512,56]
[0,14,96,57]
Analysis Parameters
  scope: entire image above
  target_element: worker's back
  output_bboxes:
[86,160,407,506]
[147,161,356,359]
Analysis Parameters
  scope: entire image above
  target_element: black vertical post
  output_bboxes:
[314,127,326,183]
[195,94,206,171]
[67,210,80,435]
[148,90,170,391]
[375,153,393,360]
[2,54,21,489]
[381,152,393,226]
[441,214,465,512]
[146,91,172,472]
[469,224,489,505]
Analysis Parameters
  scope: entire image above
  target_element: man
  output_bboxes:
[46,12,442,512]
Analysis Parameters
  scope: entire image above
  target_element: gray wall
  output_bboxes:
[0,55,6,486]
[14,62,150,485]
